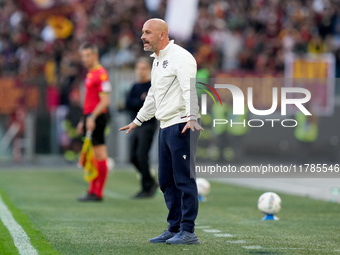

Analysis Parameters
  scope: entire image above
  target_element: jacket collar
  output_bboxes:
[150,40,174,59]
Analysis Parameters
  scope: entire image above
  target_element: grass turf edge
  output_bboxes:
[0,212,19,255]
[0,188,60,255]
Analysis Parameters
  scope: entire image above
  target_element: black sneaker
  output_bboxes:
[149,230,178,243]
[132,191,150,199]
[132,183,159,199]
[77,192,102,202]
[146,182,159,197]
[165,230,200,245]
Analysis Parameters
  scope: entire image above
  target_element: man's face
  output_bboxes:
[80,48,97,69]
[141,21,160,52]
[135,61,150,81]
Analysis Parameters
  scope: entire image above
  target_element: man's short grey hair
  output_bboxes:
[79,42,98,54]
[136,57,151,68]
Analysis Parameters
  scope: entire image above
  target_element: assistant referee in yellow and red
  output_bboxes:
[77,42,111,202]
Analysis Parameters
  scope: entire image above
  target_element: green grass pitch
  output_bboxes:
[0,167,339,255]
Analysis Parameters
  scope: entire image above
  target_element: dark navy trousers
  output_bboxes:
[158,121,200,233]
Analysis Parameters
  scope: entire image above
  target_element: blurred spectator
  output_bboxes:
[294,111,319,164]
[308,34,328,54]
[335,48,340,77]
[222,29,244,71]
[8,107,26,162]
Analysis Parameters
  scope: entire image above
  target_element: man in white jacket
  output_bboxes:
[120,18,203,245]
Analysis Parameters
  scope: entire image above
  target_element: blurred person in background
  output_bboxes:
[308,34,328,54]
[62,87,83,162]
[9,107,26,162]
[222,28,244,71]
[76,42,111,202]
[125,57,158,199]
[294,109,319,164]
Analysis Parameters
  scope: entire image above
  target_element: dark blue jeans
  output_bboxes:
[158,120,200,233]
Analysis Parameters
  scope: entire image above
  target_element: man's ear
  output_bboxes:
[159,31,165,40]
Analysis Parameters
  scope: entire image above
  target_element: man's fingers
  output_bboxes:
[119,124,133,134]
[182,125,189,133]
[197,125,204,131]
[182,123,205,133]
[126,127,132,134]
[191,123,204,132]
[119,123,137,134]
[119,125,129,131]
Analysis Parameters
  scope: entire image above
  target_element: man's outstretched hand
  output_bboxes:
[119,122,138,134]
[182,120,204,133]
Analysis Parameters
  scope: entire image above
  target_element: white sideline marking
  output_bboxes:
[203,229,221,233]
[242,246,263,249]
[274,247,323,251]
[195,226,211,229]
[228,240,247,244]
[0,195,38,255]
[242,246,325,251]
[214,233,233,237]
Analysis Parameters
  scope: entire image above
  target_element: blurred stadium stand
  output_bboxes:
[1,0,340,164]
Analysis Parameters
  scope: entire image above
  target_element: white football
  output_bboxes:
[257,192,281,215]
[107,157,115,172]
[196,178,211,196]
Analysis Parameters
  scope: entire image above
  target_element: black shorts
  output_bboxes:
[83,113,108,146]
